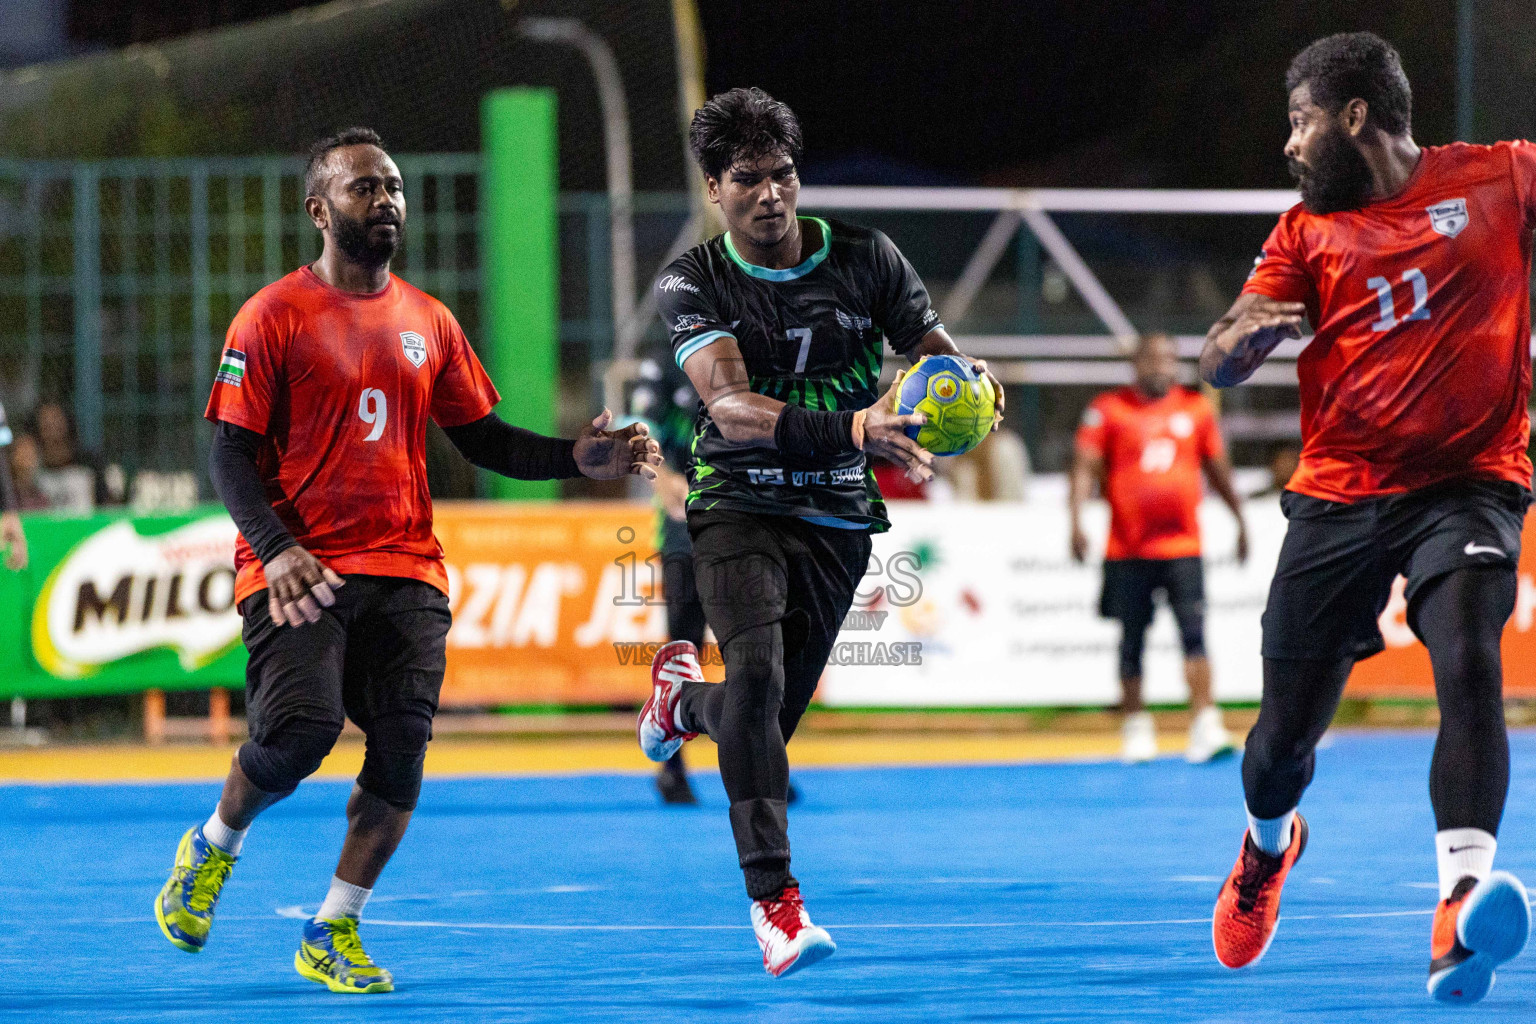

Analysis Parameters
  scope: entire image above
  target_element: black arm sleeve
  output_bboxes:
[209,420,298,564]
[443,413,583,480]
[0,447,17,513]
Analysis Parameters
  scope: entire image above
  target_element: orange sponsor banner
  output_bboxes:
[1347,515,1536,698]
[435,502,670,707]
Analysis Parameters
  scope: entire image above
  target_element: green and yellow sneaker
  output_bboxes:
[155,825,238,952]
[295,916,395,993]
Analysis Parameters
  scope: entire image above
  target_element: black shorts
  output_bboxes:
[240,575,452,746]
[1262,479,1531,662]
[1099,556,1205,626]
[688,509,871,666]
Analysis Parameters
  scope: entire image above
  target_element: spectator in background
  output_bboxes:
[1249,444,1301,499]
[1070,333,1247,764]
[31,401,125,514]
[0,396,26,570]
[8,434,49,511]
[939,425,1030,501]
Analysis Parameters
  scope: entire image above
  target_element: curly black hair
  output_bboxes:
[1286,32,1411,136]
[304,126,386,198]
[688,88,803,181]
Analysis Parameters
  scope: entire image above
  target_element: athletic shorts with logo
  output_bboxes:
[1261,479,1531,662]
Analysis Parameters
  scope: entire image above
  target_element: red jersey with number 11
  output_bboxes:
[205,266,500,605]
[1243,142,1536,502]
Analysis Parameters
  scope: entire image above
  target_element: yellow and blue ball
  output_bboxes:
[893,354,996,456]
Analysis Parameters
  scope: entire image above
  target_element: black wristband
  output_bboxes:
[773,405,859,458]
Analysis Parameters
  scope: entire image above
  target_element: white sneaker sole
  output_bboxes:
[766,928,836,978]
[637,684,684,763]
[1429,872,1531,1004]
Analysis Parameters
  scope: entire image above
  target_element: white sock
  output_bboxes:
[202,808,247,856]
[1246,805,1295,856]
[316,876,372,921]
[1436,828,1497,900]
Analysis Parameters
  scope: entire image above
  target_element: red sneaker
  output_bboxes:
[1212,813,1308,968]
[637,640,701,762]
[1428,871,1531,1004]
[751,886,836,978]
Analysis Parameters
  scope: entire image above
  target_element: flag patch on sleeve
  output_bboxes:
[215,348,247,387]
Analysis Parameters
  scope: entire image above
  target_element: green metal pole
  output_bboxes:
[481,88,560,500]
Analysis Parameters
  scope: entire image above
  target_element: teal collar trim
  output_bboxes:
[723,217,831,281]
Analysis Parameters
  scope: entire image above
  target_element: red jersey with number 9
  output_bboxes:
[205,266,500,605]
[1243,142,1536,502]
[1075,385,1224,561]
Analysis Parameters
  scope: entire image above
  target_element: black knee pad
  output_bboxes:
[357,712,433,810]
[1118,619,1149,680]
[237,721,342,795]
[1174,601,1207,659]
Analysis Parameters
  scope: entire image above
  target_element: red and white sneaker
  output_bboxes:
[637,640,701,762]
[751,886,836,978]
[1428,871,1531,1003]
[1212,813,1308,968]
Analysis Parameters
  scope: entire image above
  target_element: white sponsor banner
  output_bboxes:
[821,478,1285,707]
[33,516,242,678]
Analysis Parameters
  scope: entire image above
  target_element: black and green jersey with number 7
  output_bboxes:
[653,216,940,533]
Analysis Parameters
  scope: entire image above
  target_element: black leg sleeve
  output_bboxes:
[1411,567,1515,835]
[1242,656,1353,819]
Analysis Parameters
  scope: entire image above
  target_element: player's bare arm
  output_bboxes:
[681,334,935,482]
[1199,292,1306,388]
[1068,447,1103,563]
[910,327,1005,429]
[1201,451,1250,564]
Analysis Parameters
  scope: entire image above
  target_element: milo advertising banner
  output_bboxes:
[0,508,245,697]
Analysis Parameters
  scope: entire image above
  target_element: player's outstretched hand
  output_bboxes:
[965,357,1005,431]
[575,409,664,481]
[863,375,934,483]
[264,545,345,628]
[1203,294,1306,387]
[1,511,27,571]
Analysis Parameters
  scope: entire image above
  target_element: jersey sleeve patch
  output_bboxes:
[215,348,247,388]
[655,255,734,371]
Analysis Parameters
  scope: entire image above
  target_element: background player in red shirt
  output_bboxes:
[154,128,661,993]
[1201,35,1533,998]
[1071,333,1247,764]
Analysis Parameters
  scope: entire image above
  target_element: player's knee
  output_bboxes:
[238,719,343,794]
[357,712,433,811]
[722,627,786,726]
[1174,602,1206,658]
[1118,623,1148,680]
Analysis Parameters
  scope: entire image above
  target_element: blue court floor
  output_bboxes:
[4,732,1536,1023]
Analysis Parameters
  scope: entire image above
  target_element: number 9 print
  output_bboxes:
[359,388,388,441]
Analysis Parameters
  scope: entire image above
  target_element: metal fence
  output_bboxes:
[28,161,1529,484]
[0,155,700,497]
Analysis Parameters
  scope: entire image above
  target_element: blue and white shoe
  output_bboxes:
[1428,871,1530,1003]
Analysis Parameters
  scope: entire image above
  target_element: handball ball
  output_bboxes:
[894,354,996,456]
